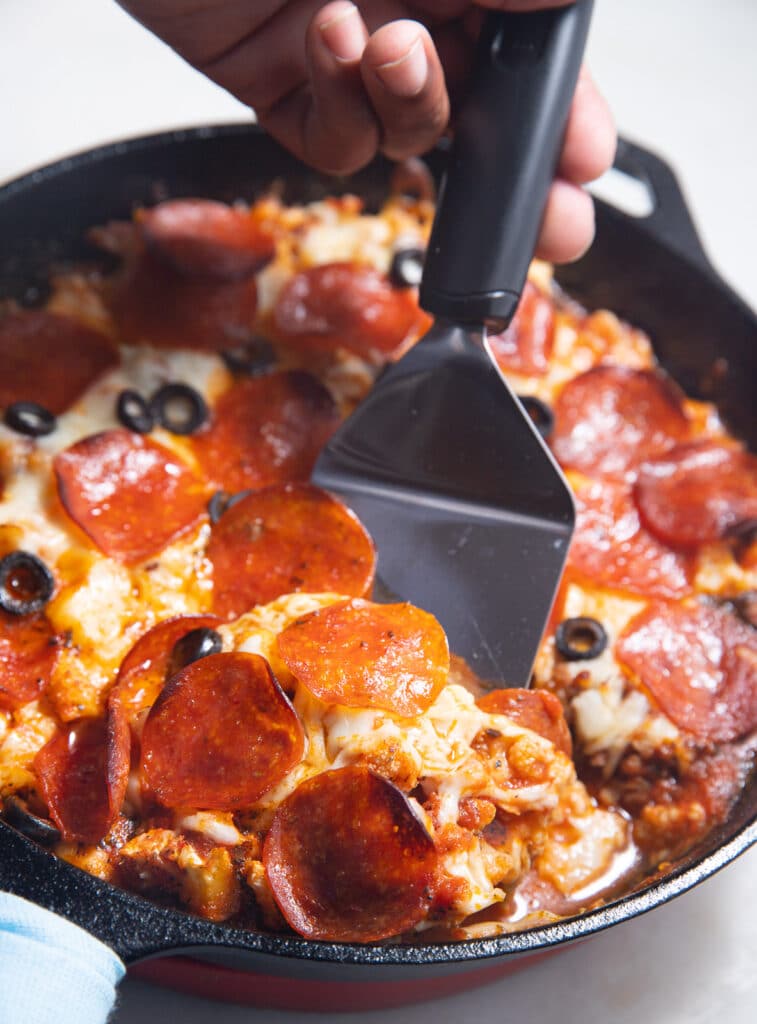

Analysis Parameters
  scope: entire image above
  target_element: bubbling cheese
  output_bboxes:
[208,595,635,924]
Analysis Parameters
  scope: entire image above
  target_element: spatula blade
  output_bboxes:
[313,323,574,686]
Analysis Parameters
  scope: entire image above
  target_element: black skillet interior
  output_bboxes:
[0,125,755,975]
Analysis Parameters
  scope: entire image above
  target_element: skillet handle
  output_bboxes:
[609,137,714,276]
[419,1,593,331]
[0,821,229,963]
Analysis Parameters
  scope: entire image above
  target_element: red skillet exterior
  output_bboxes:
[0,125,755,1010]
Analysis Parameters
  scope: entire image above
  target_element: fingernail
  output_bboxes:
[319,4,364,63]
[375,38,428,98]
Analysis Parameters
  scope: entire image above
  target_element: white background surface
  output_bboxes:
[2,1,755,1021]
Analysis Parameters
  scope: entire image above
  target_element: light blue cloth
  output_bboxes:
[0,891,125,1024]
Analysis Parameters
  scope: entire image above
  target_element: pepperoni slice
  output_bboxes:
[192,371,339,493]
[487,282,555,376]
[54,429,208,564]
[277,599,450,717]
[0,610,58,711]
[0,310,118,414]
[34,718,113,843]
[273,262,430,362]
[106,615,222,816]
[634,441,757,550]
[263,766,438,941]
[567,477,692,599]
[477,688,572,756]
[139,199,275,280]
[616,601,757,743]
[551,366,691,481]
[108,249,258,350]
[208,483,376,620]
[105,710,132,823]
[141,652,305,809]
[111,615,224,726]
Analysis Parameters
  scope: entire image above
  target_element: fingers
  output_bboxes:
[480,57,611,263]
[535,179,595,264]
[558,67,617,184]
[303,10,453,169]
[533,68,615,263]
[360,21,450,161]
[230,2,611,265]
[302,1,380,174]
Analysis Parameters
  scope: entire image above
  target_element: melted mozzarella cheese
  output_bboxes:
[176,811,243,846]
[0,461,72,564]
[31,346,225,460]
[535,792,630,897]
[0,702,57,798]
[217,605,631,917]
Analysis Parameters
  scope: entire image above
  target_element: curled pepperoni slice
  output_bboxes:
[105,711,131,824]
[634,441,757,550]
[106,615,222,817]
[0,610,58,711]
[263,766,437,941]
[551,366,691,481]
[0,310,118,414]
[487,282,555,376]
[277,599,449,717]
[273,262,430,362]
[54,429,208,565]
[34,718,113,843]
[141,652,305,809]
[477,688,572,756]
[567,477,692,599]
[139,199,275,280]
[208,483,376,620]
[111,615,224,725]
[108,250,258,350]
[616,601,757,743]
[192,371,339,493]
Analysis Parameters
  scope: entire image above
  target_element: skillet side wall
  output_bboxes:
[0,124,754,974]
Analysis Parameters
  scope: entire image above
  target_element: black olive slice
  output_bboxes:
[700,591,757,630]
[2,795,61,845]
[389,247,425,289]
[555,617,608,661]
[517,395,555,440]
[207,488,252,525]
[150,383,209,436]
[726,518,757,561]
[208,490,230,525]
[221,336,277,377]
[166,627,224,679]
[3,401,57,437]
[0,551,55,615]
[116,389,154,434]
[731,591,757,630]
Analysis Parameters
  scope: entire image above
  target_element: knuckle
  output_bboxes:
[379,95,448,160]
[305,130,380,176]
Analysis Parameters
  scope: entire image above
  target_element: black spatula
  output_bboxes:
[313,3,593,686]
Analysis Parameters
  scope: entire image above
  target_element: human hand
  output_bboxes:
[117,1,615,262]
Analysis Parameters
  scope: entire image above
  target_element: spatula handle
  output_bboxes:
[419,1,594,331]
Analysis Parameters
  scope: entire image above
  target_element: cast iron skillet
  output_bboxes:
[0,125,754,999]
